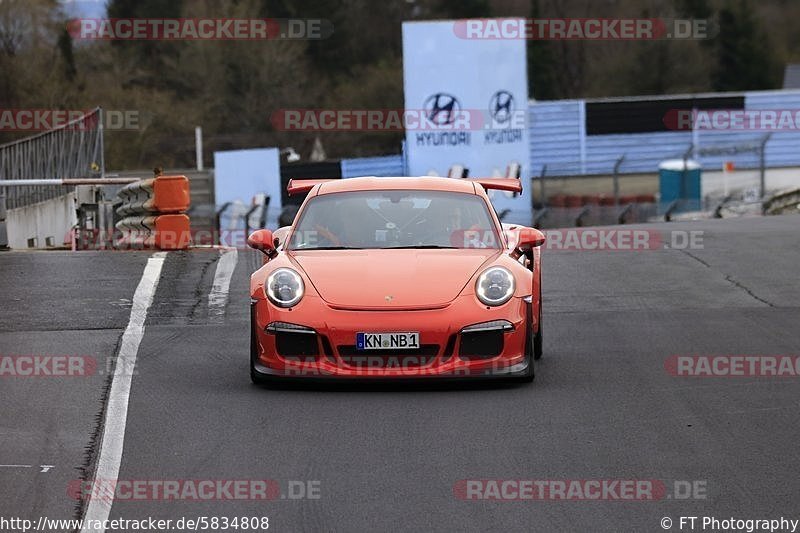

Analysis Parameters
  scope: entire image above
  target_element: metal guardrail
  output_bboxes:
[763,188,800,215]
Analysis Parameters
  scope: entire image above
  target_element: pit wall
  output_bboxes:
[6,193,77,249]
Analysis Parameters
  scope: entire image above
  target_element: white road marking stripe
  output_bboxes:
[208,248,238,321]
[81,252,166,533]
[0,464,32,468]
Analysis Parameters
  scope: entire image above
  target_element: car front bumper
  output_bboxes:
[251,294,536,379]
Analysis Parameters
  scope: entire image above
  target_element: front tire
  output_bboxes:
[533,304,543,360]
[513,304,535,383]
[250,304,269,385]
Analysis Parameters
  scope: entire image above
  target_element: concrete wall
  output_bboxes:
[6,192,77,249]
[701,166,800,198]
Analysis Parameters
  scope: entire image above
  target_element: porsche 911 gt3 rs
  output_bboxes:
[247,176,545,384]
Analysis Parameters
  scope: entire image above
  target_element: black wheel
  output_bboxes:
[513,307,535,383]
[533,304,543,360]
[250,304,269,385]
[250,338,267,385]
[518,349,535,383]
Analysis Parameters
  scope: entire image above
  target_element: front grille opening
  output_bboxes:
[336,344,439,357]
[458,330,504,360]
[275,331,319,358]
[336,344,439,368]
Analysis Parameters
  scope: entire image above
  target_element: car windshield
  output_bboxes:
[288,190,500,250]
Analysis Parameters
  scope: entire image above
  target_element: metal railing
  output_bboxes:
[0,108,104,209]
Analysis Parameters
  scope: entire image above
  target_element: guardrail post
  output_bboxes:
[259,196,271,229]
[664,200,680,222]
[617,203,634,225]
[713,195,732,218]
[613,155,624,208]
[215,202,232,245]
[575,206,590,227]
[532,208,548,229]
[0,194,8,250]
[533,164,547,227]
[759,133,772,202]
[539,164,547,208]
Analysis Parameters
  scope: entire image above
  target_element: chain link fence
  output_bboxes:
[529,136,775,228]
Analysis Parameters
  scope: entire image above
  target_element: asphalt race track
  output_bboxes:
[1,215,799,532]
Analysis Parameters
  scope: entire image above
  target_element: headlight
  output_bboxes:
[266,268,304,308]
[475,267,515,306]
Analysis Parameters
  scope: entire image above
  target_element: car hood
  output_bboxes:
[291,249,499,309]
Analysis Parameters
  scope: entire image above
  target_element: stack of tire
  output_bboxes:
[115,175,192,250]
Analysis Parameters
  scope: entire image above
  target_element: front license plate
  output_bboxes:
[356,332,420,350]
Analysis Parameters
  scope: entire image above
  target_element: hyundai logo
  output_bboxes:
[423,93,461,125]
[489,90,515,124]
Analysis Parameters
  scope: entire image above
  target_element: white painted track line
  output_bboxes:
[208,248,238,322]
[81,252,166,533]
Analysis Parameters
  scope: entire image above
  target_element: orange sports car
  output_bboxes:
[247,176,545,384]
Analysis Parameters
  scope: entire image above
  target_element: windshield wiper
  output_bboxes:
[383,245,458,249]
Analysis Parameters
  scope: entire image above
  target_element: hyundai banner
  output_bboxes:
[402,20,530,223]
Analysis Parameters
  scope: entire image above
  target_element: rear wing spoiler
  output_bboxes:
[467,178,522,194]
[286,179,336,196]
[286,177,523,196]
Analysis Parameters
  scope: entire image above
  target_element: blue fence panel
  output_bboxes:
[341,155,405,178]
[529,100,582,176]
[585,131,693,174]
[743,90,800,169]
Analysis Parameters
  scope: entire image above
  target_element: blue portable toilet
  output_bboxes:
[659,159,702,212]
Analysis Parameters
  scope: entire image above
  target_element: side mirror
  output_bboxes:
[247,229,276,256]
[517,228,547,250]
[509,227,545,258]
[517,227,546,250]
